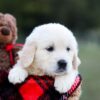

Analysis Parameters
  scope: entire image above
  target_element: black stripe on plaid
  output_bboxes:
[32,76,47,91]
[41,76,54,87]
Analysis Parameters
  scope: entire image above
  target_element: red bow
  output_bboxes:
[5,44,14,65]
[4,43,23,65]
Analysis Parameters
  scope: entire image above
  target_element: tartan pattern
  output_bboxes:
[19,74,82,100]
[19,75,54,100]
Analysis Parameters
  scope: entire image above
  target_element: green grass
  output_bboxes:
[79,42,100,100]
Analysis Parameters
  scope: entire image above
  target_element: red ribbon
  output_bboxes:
[5,44,14,65]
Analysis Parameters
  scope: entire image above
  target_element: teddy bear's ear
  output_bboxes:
[5,13,16,25]
[5,13,17,43]
[0,13,5,23]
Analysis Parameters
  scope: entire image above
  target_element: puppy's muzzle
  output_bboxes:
[57,59,67,72]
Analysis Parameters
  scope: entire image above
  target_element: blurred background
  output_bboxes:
[0,0,100,100]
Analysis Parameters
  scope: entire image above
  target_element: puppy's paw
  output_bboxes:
[54,71,78,93]
[8,67,28,84]
[54,74,76,93]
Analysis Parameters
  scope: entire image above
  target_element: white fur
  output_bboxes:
[8,23,81,93]
[54,70,78,93]
[8,65,28,84]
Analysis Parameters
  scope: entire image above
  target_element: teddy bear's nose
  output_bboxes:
[1,28,10,35]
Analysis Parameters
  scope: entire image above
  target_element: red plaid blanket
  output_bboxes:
[18,75,82,100]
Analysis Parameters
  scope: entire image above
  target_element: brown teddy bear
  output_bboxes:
[0,13,23,100]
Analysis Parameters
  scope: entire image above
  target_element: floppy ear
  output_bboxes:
[5,13,16,25]
[72,53,81,70]
[5,13,17,43]
[17,38,36,68]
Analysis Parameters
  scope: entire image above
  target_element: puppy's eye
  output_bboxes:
[66,47,70,51]
[46,46,54,52]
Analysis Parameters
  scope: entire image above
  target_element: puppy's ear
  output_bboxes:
[18,38,36,68]
[72,53,81,70]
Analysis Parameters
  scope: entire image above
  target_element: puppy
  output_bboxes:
[8,23,81,94]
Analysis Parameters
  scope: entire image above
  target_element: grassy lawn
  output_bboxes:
[79,42,100,100]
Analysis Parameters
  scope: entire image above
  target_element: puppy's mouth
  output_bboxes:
[54,69,67,76]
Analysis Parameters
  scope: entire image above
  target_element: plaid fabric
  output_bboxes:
[19,74,82,100]
[19,76,54,100]
[0,43,23,100]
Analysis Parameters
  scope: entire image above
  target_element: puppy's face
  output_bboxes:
[27,24,80,76]
[35,36,73,76]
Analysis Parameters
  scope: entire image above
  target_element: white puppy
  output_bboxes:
[8,23,81,93]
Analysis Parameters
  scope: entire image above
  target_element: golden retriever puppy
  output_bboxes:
[8,23,81,95]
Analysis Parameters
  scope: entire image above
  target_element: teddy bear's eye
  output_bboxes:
[46,46,54,52]
[66,47,70,52]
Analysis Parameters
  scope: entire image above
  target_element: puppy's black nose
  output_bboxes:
[57,59,67,69]
[1,28,10,35]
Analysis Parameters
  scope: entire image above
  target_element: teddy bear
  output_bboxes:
[0,13,23,100]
